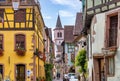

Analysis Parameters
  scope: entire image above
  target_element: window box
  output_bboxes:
[109,46,117,52]
[0,49,3,56]
[15,48,26,56]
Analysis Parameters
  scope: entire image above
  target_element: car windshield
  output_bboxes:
[74,76,77,79]
[68,73,75,77]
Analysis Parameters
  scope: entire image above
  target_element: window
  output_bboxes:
[107,57,114,76]
[0,9,4,23]
[57,32,59,37]
[108,15,118,47]
[20,0,25,2]
[15,34,25,49]
[59,32,62,37]
[16,64,25,81]
[57,32,62,38]
[107,15,118,47]
[71,54,75,62]
[14,9,26,22]
[0,35,3,49]
[0,65,3,78]
[0,0,6,2]
[67,43,74,53]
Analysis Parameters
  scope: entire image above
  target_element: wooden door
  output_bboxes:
[16,64,25,81]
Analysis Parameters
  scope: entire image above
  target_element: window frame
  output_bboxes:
[15,64,26,81]
[0,9,4,23]
[67,43,74,53]
[0,34,3,50]
[105,12,118,48]
[59,32,62,37]
[20,0,25,2]
[15,34,26,50]
[107,56,115,77]
[0,64,4,79]
[57,32,62,38]
[0,0,6,2]
[57,32,59,38]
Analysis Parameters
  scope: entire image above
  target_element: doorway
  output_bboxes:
[94,58,105,81]
[16,64,25,81]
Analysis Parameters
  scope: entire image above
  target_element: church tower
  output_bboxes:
[54,15,64,45]
[54,15,64,60]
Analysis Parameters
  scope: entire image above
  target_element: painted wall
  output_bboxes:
[54,29,64,58]
[65,43,74,66]
[54,29,64,45]
[88,8,120,81]
[0,31,33,81]
[0,7,45,81]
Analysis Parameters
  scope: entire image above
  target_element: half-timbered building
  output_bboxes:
[80,0,120,81]
[0,0,45,81]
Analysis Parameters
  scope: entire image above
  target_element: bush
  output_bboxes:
[45,63,53,81]
[75,49,87,73]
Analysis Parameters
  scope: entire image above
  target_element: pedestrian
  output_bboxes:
[59,73,61,78]
[57,72,59,79]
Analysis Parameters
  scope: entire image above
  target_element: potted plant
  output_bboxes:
[36,77,39,81]
[41,77,45,81]
[39,77,42,81]
[15,47,26,56]
[0,49,3,56]
[42,54,46,62]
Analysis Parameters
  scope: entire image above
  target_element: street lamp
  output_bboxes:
[102,48,110,81]
[12,0,20,10]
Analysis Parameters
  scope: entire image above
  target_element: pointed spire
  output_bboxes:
[56,14,62,28]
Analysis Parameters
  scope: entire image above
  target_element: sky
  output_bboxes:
[39,0,82,29]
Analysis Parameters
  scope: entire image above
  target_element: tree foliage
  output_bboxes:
[75,49,87,73]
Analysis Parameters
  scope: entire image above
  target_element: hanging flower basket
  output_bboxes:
[0,49,3,56]
[42,54,46,62]
[15,48,26,56]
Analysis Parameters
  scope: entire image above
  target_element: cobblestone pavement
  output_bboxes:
[53,78,63,81]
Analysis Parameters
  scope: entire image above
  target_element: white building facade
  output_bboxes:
[88,8,120,81]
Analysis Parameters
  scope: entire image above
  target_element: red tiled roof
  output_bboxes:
[73,13,83,36]
[64,25,74,43]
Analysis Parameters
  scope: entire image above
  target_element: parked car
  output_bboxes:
[63,74,69,81]
[69,76,78,81]
[67,73,75,79]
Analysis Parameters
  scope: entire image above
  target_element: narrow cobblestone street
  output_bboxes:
[52,78,63,81]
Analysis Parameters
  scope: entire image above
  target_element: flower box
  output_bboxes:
[15,48,26,56]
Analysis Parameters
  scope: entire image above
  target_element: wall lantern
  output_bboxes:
[12,0,20,10]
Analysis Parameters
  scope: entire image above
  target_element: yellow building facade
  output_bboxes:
[0,0,45,81]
